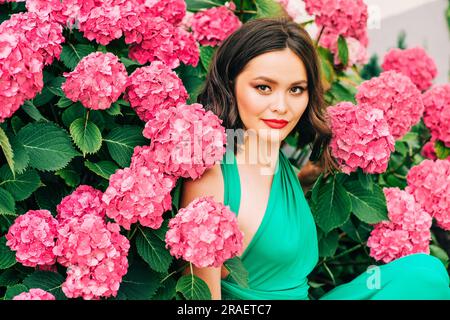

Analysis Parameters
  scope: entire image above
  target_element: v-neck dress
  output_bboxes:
[218,148,450,300]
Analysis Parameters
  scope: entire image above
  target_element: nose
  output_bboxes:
[270,92,288,113]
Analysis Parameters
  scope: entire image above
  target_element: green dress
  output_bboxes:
[219,148,450,300]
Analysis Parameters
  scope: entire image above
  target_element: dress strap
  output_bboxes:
[219,149,241,215]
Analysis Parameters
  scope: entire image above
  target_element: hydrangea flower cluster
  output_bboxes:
[165,196,244,268]
[56,185,106,222]
[422,84,450,147]
[327,102,395,174]
[276,0,314,24]
[0,12,64,122]
[406,159,450,231]
[367,188,432,263]
[54,215,130,299]
[190,3,242,46]
[6,210,59,267]
[381,47,437,91]
[143,0,187,26]
[304,0,368,46]
[319,32,368,67]
[421,141,437,161]
[355,71,424,140]
[124,61,188,122]
[62,52,128,110]
[142,103,227,180]
[13,288,56,300]
[102,164,177,230]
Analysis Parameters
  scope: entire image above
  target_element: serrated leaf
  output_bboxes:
[62,103,105,130]
[0,166,41,201]
[70,118,102,156]
[340,217,372,243]
[0,188,16,217]
[200,46,215,71]
[60,44,96,69]
[136,227,173,273]
[84,160,118,180]
[0,268,22,287]
[23,271,66,300]
[4,284,28,300]
[255,0,284,18]
[55,166,80,187]
[153,277,177,300]
[10,136,29,174]
[0,127,15,176]
[119,260,162,300]
[176,274,211,300]
[104,126,148,167]
[0,237,17,270]
[224,257,249,288]
[357,169,373,192]
[313,176,351,233]
[21,101,49,122]
[337,35,349,66]
[16,122,79,171]
[11,116,25,135]
[343,180,387,224]
[318,230,339,258]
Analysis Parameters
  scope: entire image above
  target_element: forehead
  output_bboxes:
[241,48,307,80]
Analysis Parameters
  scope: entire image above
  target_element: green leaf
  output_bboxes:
[153,277,177,300]
[328,81,356,103]
[62,103,105,130]
[136,227,173,273]
[56,96,74,109]
[176,274,211,300]
[313,175,351,233]
[0,127,15,176]
[200,46,215,71]
[171,179,183,211]
[255,0,284,18]
[106,102,123,116]
[340,218,372,243]
[60,44,96,69]
[23,271,66,300]
[185,0,225,11]
[21,101,49,122]
[33,87,55,107]
[318,230,339,258]
[357,169,373,192]
[35,184,70,215]
[0,188,16,217]
[223,257,249,288]
[430,244,449,268]
[70,118,102,156]
[153,219,169,242]
[46,77,65,97]
[16,122,79,172]
[4,284,28,300]
[10,136,29,174]
[55,165,80,188]
[0,237,17,270]
[11,116,26,135]
[104,126,148,167]
[435,140,450,160]
[343,180,388,224]
[120,57,142,68]
[0,268,22,287]
[0,166,41,201]
[119,260,162,300]
[84,160,119,180]
[337,35,349,66]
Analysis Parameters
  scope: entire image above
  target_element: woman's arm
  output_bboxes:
[179,164,224,300]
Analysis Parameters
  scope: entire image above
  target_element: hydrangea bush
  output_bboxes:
[0,0,448,301]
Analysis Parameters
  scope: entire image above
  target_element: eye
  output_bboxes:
[291,86,306,95]
[255,85,271,93]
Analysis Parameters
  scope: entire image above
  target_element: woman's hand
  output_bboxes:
[298,160,324,193]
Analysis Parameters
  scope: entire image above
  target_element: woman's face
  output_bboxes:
[234,47,309,145]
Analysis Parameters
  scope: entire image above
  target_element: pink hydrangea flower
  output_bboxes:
[124,62,189,122]
[62,52,128,110]
[327,102,395,174]
[422,84,450,147]
[57,219,130,300]
[190,4,242,46]
[381,47,437,91]
[143,0,187,26]
[175,27,200,68]
[319,32,368,67]
[166,196,244,268]
[142,103,227,180]
[304,0,368,46]
[421,141,437,160]
[13,288,56,300]
[355,71,424,140]
[367,188,432,263]
[102,163,177,230]
[6,210,58,267]
[57,185,105,222]
[277,0,314,24]
[406,159,450,231]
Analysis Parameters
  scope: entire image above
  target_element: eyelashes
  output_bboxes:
[255,85,307,95]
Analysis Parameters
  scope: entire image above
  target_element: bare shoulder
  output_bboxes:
[179,162,224,209]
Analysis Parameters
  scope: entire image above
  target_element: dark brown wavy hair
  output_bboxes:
[197,17,338,175]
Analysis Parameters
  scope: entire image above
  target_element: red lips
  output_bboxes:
[262,119,288,129]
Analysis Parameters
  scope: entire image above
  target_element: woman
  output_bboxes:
[179,17,450,300]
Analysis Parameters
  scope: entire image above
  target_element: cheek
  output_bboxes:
[236,87,267,118]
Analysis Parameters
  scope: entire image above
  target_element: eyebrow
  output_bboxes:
[252,76,308,85]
